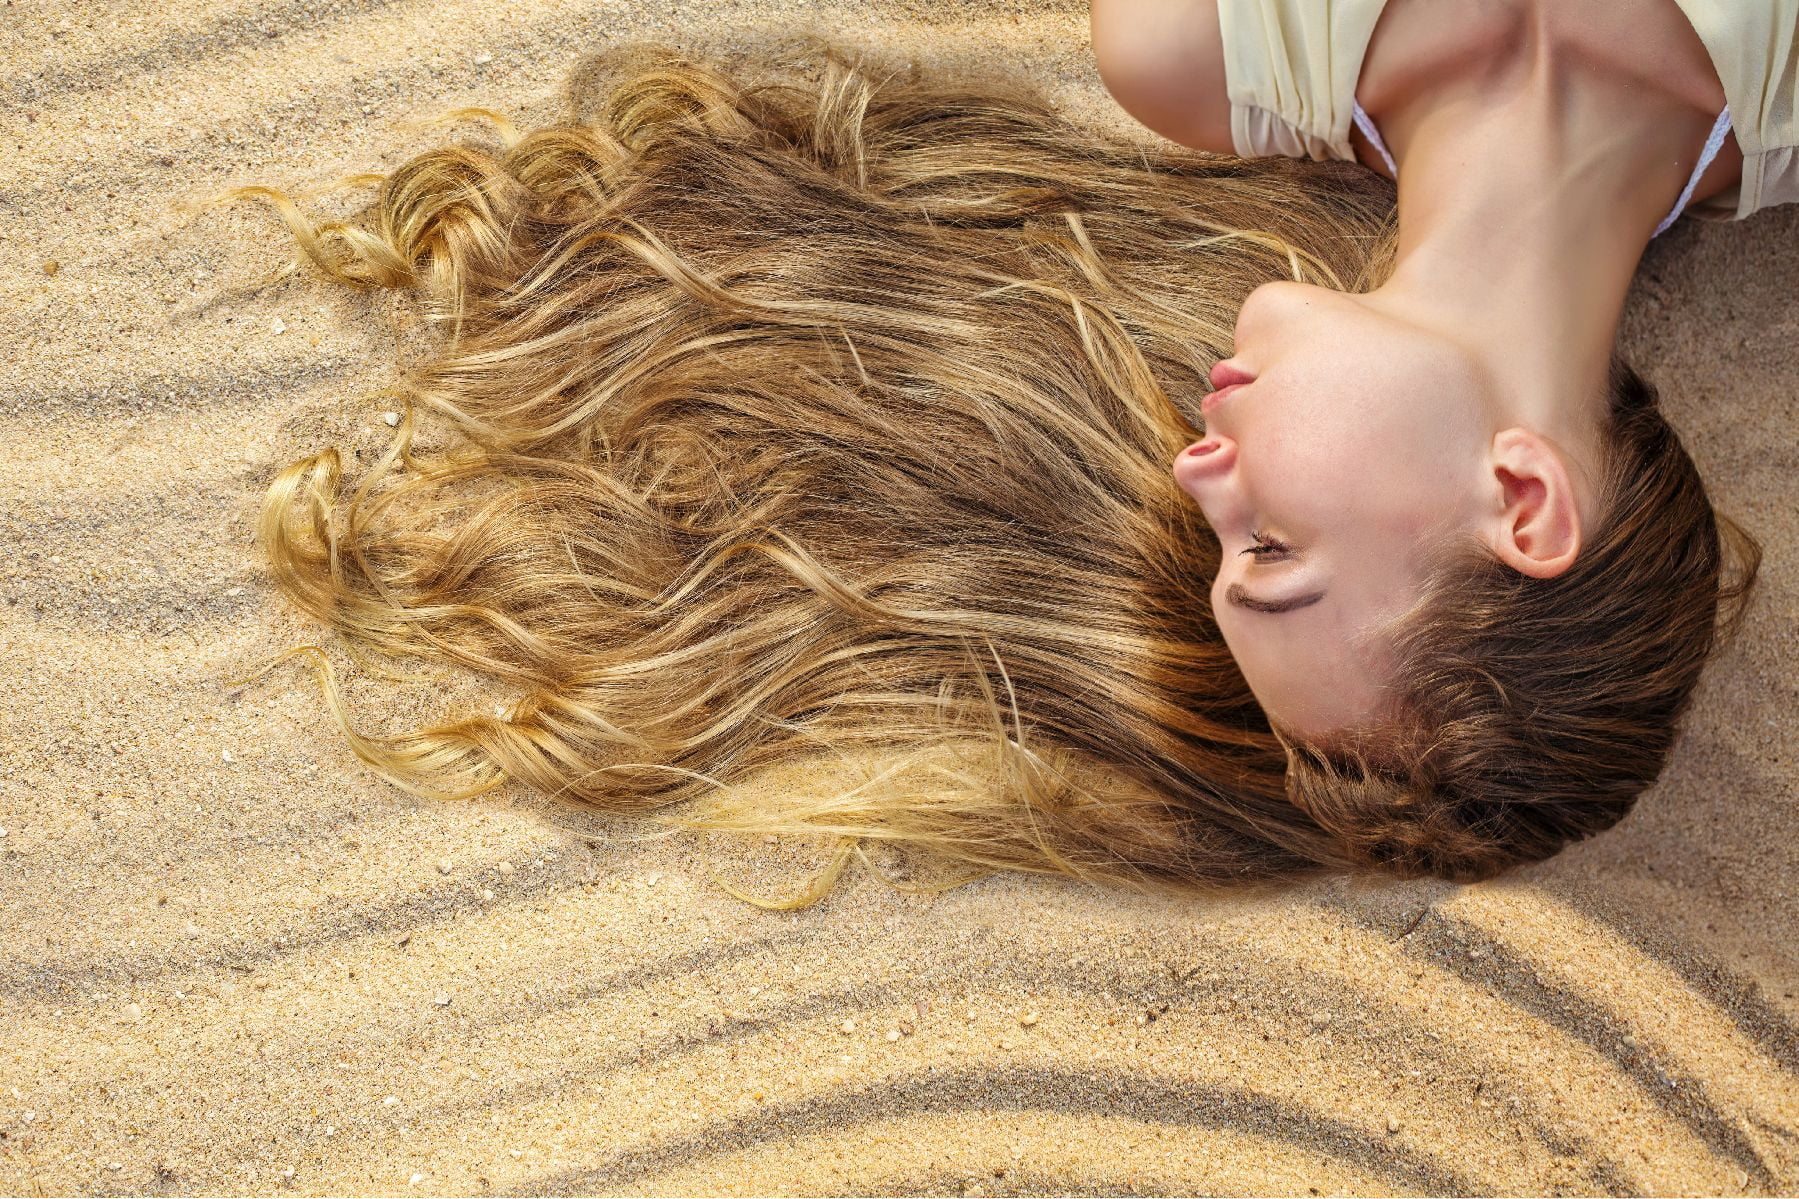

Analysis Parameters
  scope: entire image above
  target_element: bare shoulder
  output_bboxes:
[1089,0,1235,154]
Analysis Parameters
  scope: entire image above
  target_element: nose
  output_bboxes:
[1171,434,1236,493]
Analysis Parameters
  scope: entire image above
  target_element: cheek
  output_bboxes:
[1243,421,1370,520]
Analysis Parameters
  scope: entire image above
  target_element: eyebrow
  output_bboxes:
[1226,584,1326,614]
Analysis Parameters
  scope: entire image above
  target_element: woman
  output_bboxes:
[1089,0,1774,855]
[236,39,1752,906]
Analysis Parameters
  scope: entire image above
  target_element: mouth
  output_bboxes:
[1201,381,1248,414]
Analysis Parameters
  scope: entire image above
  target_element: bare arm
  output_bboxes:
[1089,0,1236,153]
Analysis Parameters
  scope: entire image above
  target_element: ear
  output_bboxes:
[1483,429,1584,578]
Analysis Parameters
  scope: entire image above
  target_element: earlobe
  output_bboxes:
[1485,429,1584,579]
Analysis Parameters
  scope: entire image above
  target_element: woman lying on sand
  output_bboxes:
[233,36,1756,906]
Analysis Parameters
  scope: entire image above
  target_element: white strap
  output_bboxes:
[1351,99,1398,178]
[1352,99,1731,240]
[1651,106,1733,238]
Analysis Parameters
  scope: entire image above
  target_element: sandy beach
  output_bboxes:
[2,0,1797,1193]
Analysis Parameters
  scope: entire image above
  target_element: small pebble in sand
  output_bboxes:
[271,317,286,335]
[1386,1115,1402,1134]
[997,1037,1014,1050]
[409,1172,424,1185]
[43,260,59,276]
[0,828,8,838]
[481,888,495,902]
[1308,1011,1332,1027]
[433,992,451,1007]
[184,922,202,938]
[383,1095,400,1106]
[221,749,235,763]
[1621,1033,1640,1049]
[509,1149,523,1158]
[281,1167,295,1178]
[382,411,401,427]
[840,1018,856,1034]
[108,1162,122,1171]
[1019,1011,1039,1027]
[437,859,452,874]
[473,52,493,65]
[121,1002,142,1023]
[838,1053,851,1065]
[886,1029,901,1042]
[497,861,514,876]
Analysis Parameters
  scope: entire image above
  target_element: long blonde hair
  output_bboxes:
[234,40,1399,904]
[247,37,1757,906]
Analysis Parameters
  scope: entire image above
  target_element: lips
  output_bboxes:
[1201,381,1247,414]
[1202,360,1255,414]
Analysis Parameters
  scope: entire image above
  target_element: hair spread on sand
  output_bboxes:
[235,41,1754,906]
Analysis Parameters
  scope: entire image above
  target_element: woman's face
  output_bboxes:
[1174,280,1500,739]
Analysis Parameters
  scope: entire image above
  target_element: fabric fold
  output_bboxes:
[1217,0,1799,223]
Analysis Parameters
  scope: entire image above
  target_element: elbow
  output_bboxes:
[1088,0,1235,153]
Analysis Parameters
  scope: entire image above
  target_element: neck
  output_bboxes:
[1363,44,1719,452]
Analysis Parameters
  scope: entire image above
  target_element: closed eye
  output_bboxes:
[1226,584,1325,614]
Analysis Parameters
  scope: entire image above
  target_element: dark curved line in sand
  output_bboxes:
[861,1171,1205,1198]
[5,581,261,637]
[0,0,414,110]
[0,356,366,424]
[1550,866,1799,1078]
[0,844,601,1003]
[499,1065,1479,1196]
[1329,894,1783,1190]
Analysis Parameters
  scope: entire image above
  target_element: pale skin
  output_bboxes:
[1089,0,1745,737]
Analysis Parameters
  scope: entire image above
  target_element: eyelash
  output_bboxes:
[1241,530,1292,557]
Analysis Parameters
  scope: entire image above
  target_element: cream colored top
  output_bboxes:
[1217,0,1799,221]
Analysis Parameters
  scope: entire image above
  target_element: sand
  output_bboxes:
[2,0,1796,1194]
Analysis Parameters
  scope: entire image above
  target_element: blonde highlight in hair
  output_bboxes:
[235,41,1400,903]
